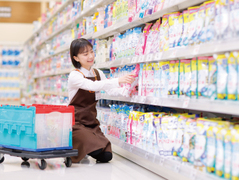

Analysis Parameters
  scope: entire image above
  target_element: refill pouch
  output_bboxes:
[205,0,216,42]
[227,52,237,100]
[188,6,200,46]
[154,62,161,98]
[160,61,170,98]
[183,60,191,98]
[224,129,233,180]
[191,58,197,98]
[208,56,217,100]
[197,57,209,99]
[168,12,180,49]
[159,14,169,52]
[198,3,207,43]
[216,54,228,100]
[181,10,190,46]
[231,129,239,180]
[179,60,185,98]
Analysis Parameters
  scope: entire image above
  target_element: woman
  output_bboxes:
[68,38,135,163]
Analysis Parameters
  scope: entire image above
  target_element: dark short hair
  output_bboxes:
[70,38,93,69]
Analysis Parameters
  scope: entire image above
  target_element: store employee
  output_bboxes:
[68,38,135,163]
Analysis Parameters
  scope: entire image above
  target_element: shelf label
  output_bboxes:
[174,163,180,173]
[131,56,138,63]
[139,96,146,103]
[146,54,154,62]
[170,50,176,58]
[145,152,149,159]
[159,158,164,166]
[129,145,133,152]
[193,46,200,55]
[190,170,197,180]
[155,52,163,60]
[183,97,190,108]
[138,55,145,63]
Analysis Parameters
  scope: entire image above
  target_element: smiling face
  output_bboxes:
[73,45,95,70]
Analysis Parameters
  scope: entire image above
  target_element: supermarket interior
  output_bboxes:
[1,0,239,179]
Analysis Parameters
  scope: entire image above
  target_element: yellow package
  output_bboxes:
[197,57,208,99]
[174,114,195,157]
[224,129,233,179]
[159,14,169,52]
[215,127,227,177]
[191,58,197,98]
[231,129,239,180]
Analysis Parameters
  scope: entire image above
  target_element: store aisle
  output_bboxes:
[0,153,165,180]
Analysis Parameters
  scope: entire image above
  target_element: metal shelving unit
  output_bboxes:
[107,135,221,180]
[92,0,206,39]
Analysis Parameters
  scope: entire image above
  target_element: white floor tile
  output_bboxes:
[0,153,165,180]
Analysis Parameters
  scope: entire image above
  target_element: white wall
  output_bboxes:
[0,23,33,44]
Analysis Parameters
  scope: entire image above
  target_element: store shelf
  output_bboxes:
[101,94,239,116]
[36,0,115,49]
[34,68,72,78]
[37,90,68,97]
[25,0,74,44]
[92,0,206,39]
[93,39,239,69]
[107,135,220,180]
[0,100,21,105]
[39,46,70,62]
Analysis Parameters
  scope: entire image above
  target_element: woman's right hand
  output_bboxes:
[118,74,135,85]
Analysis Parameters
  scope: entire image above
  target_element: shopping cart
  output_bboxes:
[0,104,78,170]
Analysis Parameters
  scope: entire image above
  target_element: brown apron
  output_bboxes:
[69,68,112,163]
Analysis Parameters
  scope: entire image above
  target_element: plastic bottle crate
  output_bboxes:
[0,104,75,152]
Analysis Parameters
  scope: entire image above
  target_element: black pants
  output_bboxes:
[88,148,112,163]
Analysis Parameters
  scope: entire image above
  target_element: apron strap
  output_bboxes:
[93,68,101,81]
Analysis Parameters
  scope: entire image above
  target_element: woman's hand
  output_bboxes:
[118,74,135,85]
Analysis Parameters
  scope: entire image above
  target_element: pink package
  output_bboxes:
[145,20,161,55]
[127,113,133,144]
[128,0,137,22]
[122,64,140,97]
[154,0,165,13]
[135,23,153,56]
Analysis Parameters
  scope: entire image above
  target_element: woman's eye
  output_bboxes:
[84,54,88,56]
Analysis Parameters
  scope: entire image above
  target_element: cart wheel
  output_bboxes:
[0,156,4,164]
[21,161,30,168]
[38,159,47,170]
[64,157,72,167]
[21,157,29,162]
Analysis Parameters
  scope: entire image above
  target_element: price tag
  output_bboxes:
[155,52,163,60]
[138,55,145,63]
[170,50,176,58]
[140,96,146,103]
[193,46,200,55]
[131,56,138,63]
[174,163,180,173]
[183,97,190,108]
[129,145,133,152]
[147,54,154,62]
[153,98,158,105]
[190,170,197,180]
[159,157,164,166]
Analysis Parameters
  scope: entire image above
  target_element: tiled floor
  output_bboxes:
[0,153,165,180]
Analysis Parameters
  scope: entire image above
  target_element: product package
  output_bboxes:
[216,54,228,100]
[191,58,197,98]
[197,56,209,99]
[208,56,217,99]
[227,52,237,100]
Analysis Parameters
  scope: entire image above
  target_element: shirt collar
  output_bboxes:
[79,67,93,76]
